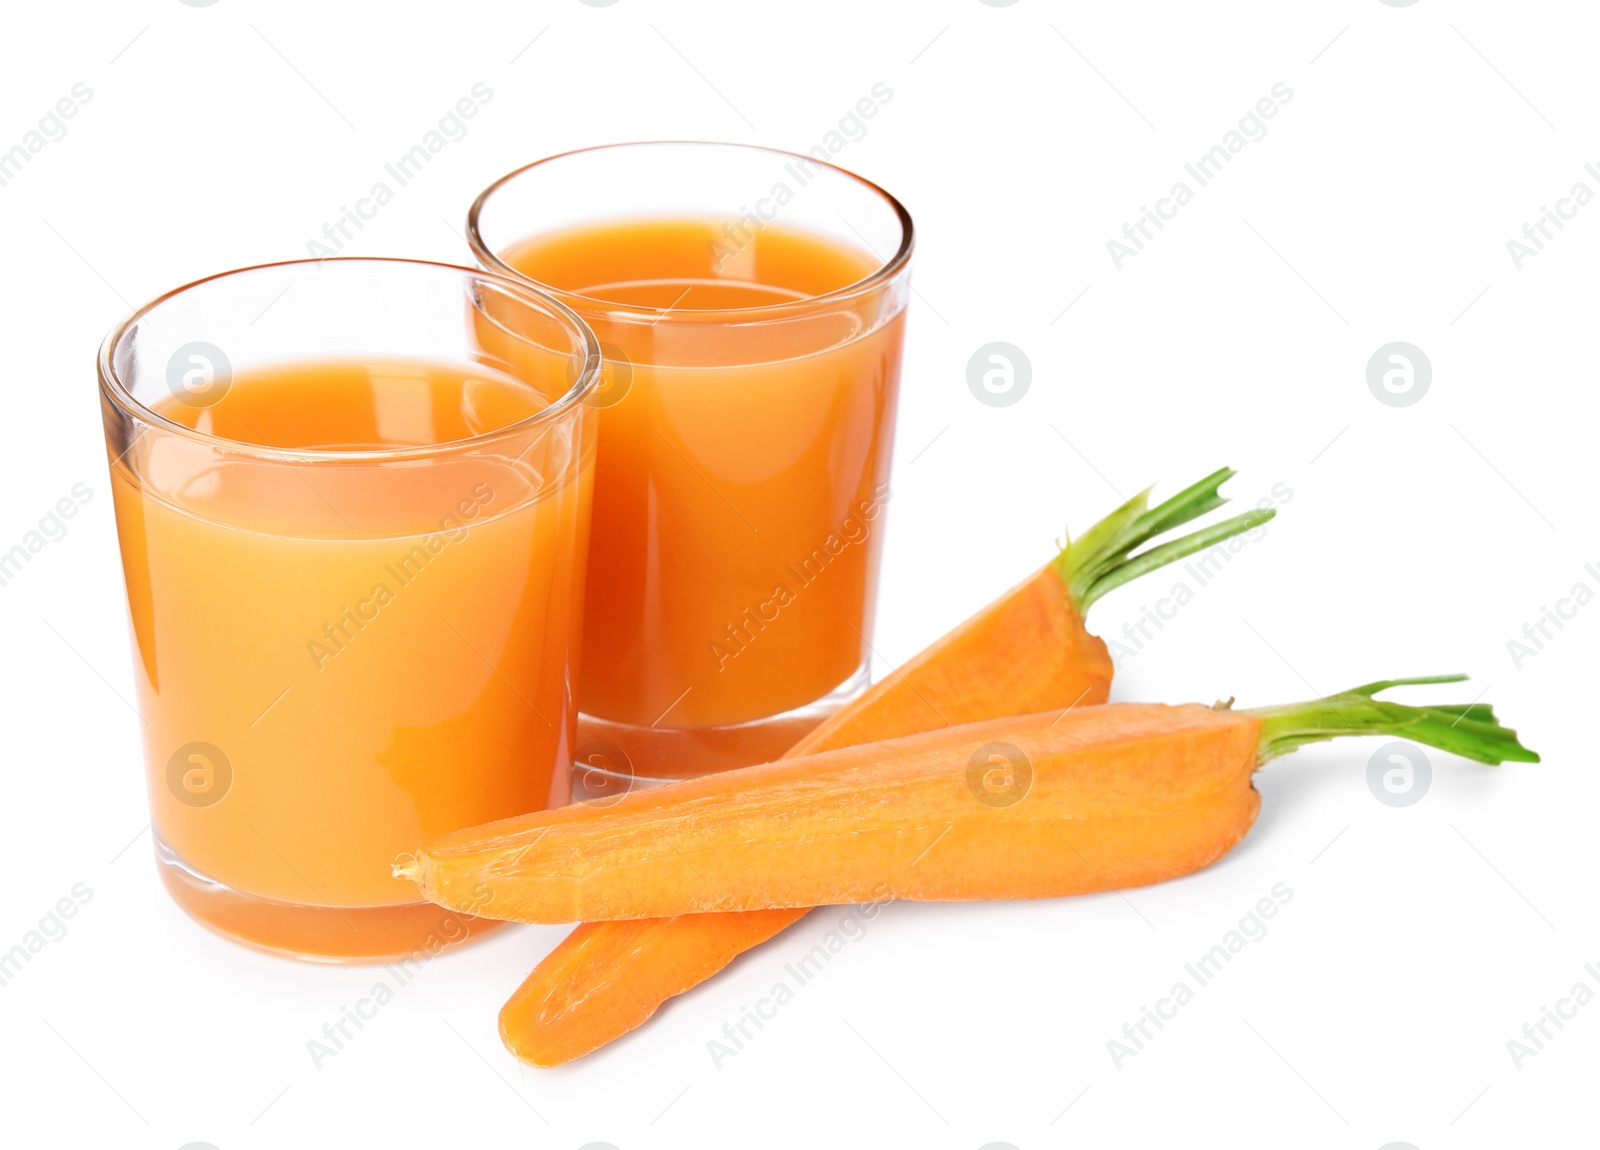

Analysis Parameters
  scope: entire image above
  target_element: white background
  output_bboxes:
[1,1,1594,1147]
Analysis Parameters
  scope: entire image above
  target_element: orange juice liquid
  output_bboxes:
[502,218,905,758]
[111,358,591,959]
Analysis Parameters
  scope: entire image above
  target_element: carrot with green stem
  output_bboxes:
[787,465,1274,755]
[400,468,1273,1064]
[401,676,1536,922]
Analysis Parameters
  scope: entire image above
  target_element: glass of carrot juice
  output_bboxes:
[97,258,602,962]
[468,142,913,785]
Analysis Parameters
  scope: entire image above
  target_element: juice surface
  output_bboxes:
[113,358,592,920]
[502,217,906,733]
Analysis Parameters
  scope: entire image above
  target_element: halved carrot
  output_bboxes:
[787,466,1273,753]
[495,909,800,1069]
[407,470,1272,1064]
[400,677,1536,922]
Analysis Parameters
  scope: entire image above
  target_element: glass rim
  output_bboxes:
[466,140,916,323]
[97,256,605,465]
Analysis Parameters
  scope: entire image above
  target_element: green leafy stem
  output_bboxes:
[1053,466,1275,613]
[1249,675,1540,766]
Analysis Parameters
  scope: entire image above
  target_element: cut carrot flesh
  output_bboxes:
[404,704,1263,923]
[499,910,799,1068]
[480,674,1538,1064]
[482,468,1272,1065]
[494,566,1102,1065]
[786,567,1112,755]
[477,468,1274,1064]
[409,672,1538,929]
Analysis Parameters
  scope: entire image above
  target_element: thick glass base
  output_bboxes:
[154,835,506,964]
[573,661,869,800]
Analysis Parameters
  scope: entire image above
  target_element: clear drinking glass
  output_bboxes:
[98,258,601,962]
[468,141,914,786]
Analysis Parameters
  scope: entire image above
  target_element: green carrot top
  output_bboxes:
[1250,675,1540,765]
[1054,467,1275,613]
